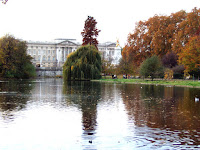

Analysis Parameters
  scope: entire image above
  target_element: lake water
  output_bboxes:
[0,78,200,149]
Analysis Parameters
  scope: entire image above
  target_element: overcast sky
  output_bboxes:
[0,0,199,46]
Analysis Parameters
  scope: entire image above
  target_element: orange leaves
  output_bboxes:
[173,8,200,54]
[124,7,200,73]
[178,36,200,73]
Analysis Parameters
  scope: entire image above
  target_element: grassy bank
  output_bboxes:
[93,78,200,88]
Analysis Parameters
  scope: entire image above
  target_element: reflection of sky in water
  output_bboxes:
[0,79,200,149]
[1,106,82,150]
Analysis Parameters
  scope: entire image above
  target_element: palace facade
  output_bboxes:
[27,39,121,68]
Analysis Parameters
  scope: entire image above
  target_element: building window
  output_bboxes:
[48,56,50,61]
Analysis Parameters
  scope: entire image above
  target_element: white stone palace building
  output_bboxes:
[26,39,122,68]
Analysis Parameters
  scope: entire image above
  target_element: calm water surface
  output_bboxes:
[0,78,200,149]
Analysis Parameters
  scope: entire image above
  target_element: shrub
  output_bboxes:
[164,68,173,80]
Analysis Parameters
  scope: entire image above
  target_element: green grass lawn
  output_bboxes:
[94,78,200,88]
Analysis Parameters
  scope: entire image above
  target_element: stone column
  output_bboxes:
[64,47,66,62]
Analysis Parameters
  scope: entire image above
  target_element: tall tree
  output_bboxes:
[178,36,200,73]
[0,35,36,78]
[81,16,101,49]
[172,7,200,54]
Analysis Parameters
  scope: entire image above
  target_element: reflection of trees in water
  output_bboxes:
[122,84,200,144]
[0,80,35,121]
[123,85,200,130]
[121,84,145,126]
[98,83,121,105]
[63,81,101,131]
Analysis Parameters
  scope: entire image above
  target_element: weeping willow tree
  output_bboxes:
[63,45,102,81]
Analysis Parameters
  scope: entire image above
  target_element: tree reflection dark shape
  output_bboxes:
[63,81,101,131]
[0,80,35,121]
[122,84,200,145]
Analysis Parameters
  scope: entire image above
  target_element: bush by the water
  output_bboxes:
[63,45,102,81]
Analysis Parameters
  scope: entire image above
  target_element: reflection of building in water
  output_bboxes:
[27,39,121,67]
[31,79,63,104]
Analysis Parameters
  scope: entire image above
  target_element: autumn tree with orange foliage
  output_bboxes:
[178,36,200,73]
[172,8,200,54]
[118,47,135,77]
[123,7,200,77]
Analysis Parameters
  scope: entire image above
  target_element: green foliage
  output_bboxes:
[117,57,134,75]
[0,35,36,79]
[63,45,102,81]
[140,55,164,81]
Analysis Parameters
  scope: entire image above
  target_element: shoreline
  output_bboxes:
[92,79,200,88]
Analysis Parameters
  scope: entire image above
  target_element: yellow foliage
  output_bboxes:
[67,51,74,58]
[164,69,173,80]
